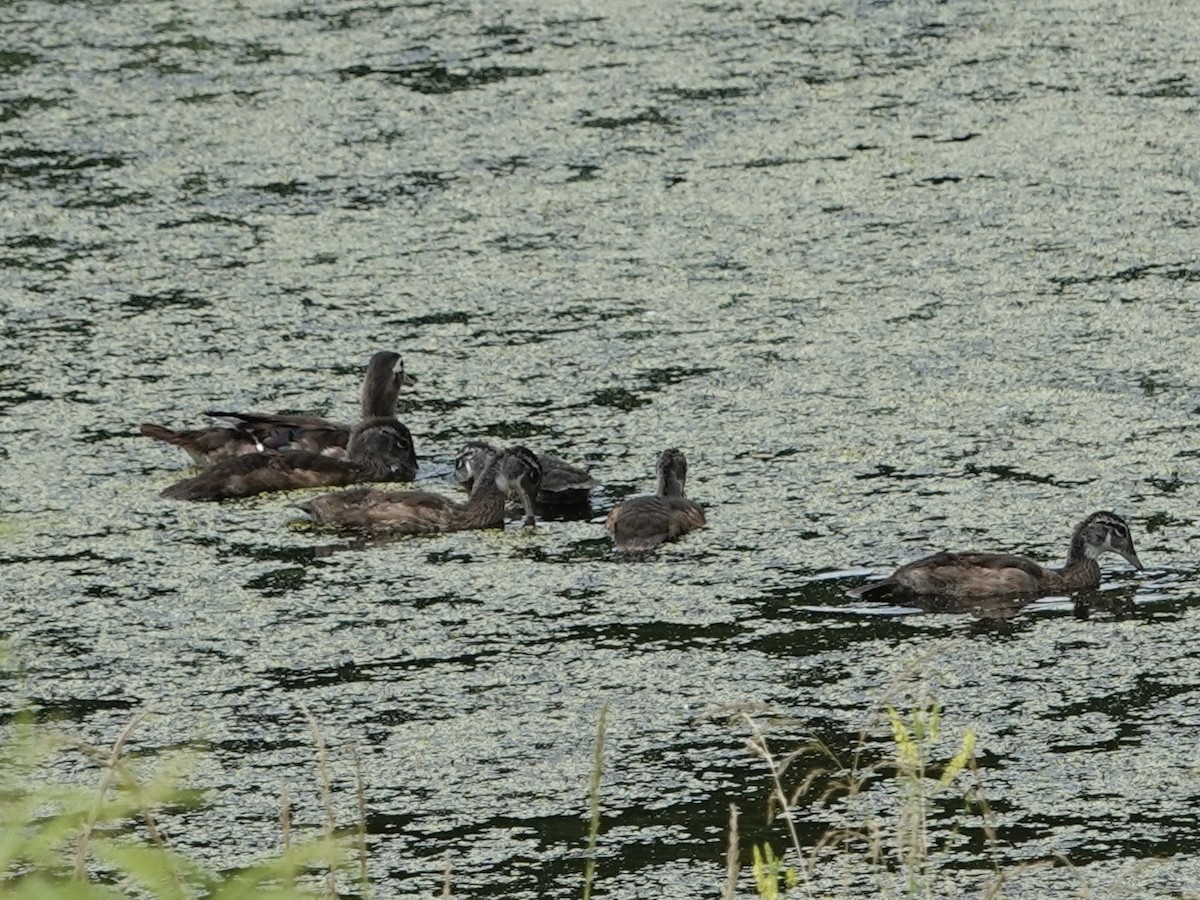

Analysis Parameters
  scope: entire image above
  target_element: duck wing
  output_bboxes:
[206,410,351,456]
[139,422,263,466]
[537,453,599,497]
[300,488,464,532]
[160,451,365,501]
[854,550,1048,602]
[606,496,705,552]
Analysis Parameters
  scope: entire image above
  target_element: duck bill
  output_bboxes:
[1121,549,1144,571]
[519,487,537,527]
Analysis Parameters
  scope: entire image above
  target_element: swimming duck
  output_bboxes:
[454,440,597,507]
[299,445,541,533]
[850,511,1143,603]
[160,416,417,501]
[139,351,413,465]
[605,448,705,552]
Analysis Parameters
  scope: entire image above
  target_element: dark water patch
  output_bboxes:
[483,155,530,176]
[340,170,455,207]
[855,463,940,483]
[584,365,717,412]
[1051,262,1200,292]
[121,289,210,316]
[963,463,1093,488]
[235,43,288,66]
[0,547,132,568]
[661,86,752,103]
[392,310,471,328]
[212,736,308,756]
[0,233,105,273]
[0,50,40,74]
[1051,676,1192,724]
[1139,511,1193,535]
[62,187,153,210]
[244,566,310,595]
[515,537,610,562]
[158,212,258,233]
[588,387,649,411]
[0,148,125,186]
[271,1,403,30]
[254,179,309,198]
[339,62,544,94]
[565,163,600,182]
[773,9,842,27]
[1124,74,1196,99]
[0,95,60,125]
[485,231,568,252]
[1144,473,1185,495]
[537,620,746,653]
[261,649,498,692]
[4,695,138,724]
[579,108,674,129]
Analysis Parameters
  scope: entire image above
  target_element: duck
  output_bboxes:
[298,445,542,533]
[454,440,597,507]
[606,448,705,552]
[159,415,418,502]
[850,510,1143,603]
[139,351,413,466]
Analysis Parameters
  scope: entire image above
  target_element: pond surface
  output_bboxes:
[3,0,1200,896]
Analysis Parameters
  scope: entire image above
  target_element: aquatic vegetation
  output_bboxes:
[0,711,346,900]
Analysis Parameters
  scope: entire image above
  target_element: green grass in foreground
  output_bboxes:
[0,709,347,900]
[2,673,1104,900]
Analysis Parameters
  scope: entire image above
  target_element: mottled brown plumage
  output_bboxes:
[299,446,542,533]
[140,351,413,465]
[851,511,1143,603]
[606,448,705,552]
[160,417,417,502]
[455,440,597,507]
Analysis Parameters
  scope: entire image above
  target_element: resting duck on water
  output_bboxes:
[606,448,705,552]
[299,445,542,533]
[140,351,413,465]
[850,511,1143,603]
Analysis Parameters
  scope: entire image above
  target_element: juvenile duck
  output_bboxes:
[606,448,705,552]
[160,416,417,501]
[454,440,597,507]
[140,351,413,465]
[850,511,1143,603]
[299,445,541,533]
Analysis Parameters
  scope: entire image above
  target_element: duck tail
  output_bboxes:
[848,578,903,602]
[140,423,191,446]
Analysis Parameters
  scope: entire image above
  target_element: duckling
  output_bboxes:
[606,448,705,552]
[160,416,417,501]
[299,445,541,533]
[454,440,597,507]
[851,511,1143,603]
[139,351,413,465]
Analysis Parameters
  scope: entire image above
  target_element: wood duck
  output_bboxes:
[160,416,418,501]
[140,351,413,465]
[299,445,541,533]
[850,511,1143,602]
[606,448,705,552]
[454,440,597,507]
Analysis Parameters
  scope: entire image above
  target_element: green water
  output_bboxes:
[2,0,1198,896]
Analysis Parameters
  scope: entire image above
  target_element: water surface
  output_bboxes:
[3,0,1200,896]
